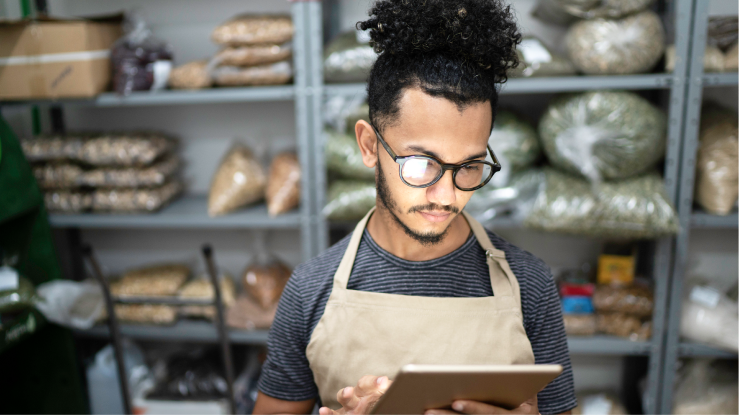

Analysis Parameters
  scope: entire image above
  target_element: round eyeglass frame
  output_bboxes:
[371,124,501,191]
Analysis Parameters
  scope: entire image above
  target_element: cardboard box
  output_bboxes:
[0,15,122,100]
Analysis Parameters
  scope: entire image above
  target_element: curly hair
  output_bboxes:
[357,0,521,132]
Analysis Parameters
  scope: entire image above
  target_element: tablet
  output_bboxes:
[370,364,563,415]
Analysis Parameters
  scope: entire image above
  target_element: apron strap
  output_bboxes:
[333,207,375,290]
[462,211,515,299]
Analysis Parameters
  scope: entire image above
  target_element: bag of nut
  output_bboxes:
[266,152,301,216]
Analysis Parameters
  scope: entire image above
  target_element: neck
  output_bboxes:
[366,203,472,262]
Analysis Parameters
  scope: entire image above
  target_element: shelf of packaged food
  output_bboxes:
[0,86,296,107]
[74,320,270,345]
[678,342,738,359]
[49,195,302,229]
[690,210,738,229]
[567,335,652,355]
[702,72,739,87]
[323,74,674,98]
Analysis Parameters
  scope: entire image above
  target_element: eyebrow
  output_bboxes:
[406,145,488,163]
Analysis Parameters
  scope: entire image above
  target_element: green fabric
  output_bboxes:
[0,115,88,413]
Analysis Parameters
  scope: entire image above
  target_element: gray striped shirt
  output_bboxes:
[258,228,577,414]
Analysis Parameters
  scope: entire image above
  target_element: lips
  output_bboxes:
[419,211,451,223]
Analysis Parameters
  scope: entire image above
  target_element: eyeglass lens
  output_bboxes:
[400,157,492,189]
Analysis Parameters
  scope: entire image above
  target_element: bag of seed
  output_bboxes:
[211,15,294,47]
[92,181,182,212]
[44,190,93,213]
[213,43,292,67]
[211,62,292,86]
[325,130,375,181]
[487,111,541,187]
[265,153,301,217]
[208,145,267,216]
[566,10,665,75]
[168,61,212,90]
[242,259,291,310]
[323,31,377,83]
[323,180,377,221]
[533,0,654,25]
[509,37,576,79]
[695,105,739,215]
[539,91,666,182]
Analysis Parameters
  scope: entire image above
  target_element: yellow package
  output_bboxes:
[597,255,635,285]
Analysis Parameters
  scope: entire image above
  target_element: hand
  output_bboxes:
[425,396,538,415]
[319,375,393,415]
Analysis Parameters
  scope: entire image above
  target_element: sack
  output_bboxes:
[681,284,738,352]
[695,105,738,215]
[325,130,375,181]
[566,10,665,75]
[265,153,301,217]
[213,43,291,67]
[563,314,597,336]
[323,181,377,221]
[524,169,679,239]
[110,264,190,298]
[44,190,93,213]
[242,260,291,310]
[34,280,104,330]
[178,275,236,320]
[596,313,651,340]
[592,284,653,317]
[323,31,377,83]
[168,61,212,90]
[211,15,293,46]
[533,0,654,25]
[487,111,541,187]
[91,181,182,212]
[208,145,267,216]
[539,91,666,182]
[509,37,576,78]
[80,156,180,188]
[212,62,292,86]
[673,359,738,414]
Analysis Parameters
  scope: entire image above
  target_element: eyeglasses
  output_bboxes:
[372,124,501,191]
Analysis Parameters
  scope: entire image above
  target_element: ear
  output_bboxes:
[355,120,378,168]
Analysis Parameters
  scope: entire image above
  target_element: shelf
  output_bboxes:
[567,335,652,355]
[1,86,295,107]
[678,342,738,359]
[49,196,302,229]
[702,73,738,87]
[74,320,270,345]
[323,74,674,98]
[690,210,738,229]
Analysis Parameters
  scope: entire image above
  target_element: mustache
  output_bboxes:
[408,204,460,215]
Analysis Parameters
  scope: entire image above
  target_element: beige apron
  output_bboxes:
[306,208,535,409]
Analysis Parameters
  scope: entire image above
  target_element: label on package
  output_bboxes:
[689,286,721,309]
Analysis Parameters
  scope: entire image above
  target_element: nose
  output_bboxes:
[426,169,456,207]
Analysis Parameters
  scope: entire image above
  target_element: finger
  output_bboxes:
[452,400,506,414]
[424,410,458,415]
[319,406,338,415]
[356,375,382,395]
[336,386,361,409]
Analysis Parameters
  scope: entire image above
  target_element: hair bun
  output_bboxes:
[357,0,521,80]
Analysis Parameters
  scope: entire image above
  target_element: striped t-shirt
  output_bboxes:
[258,228,577,414]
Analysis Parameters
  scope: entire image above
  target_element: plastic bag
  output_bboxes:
[323,31,377,83]
[212,61,292,86]
[572,391,628,415]
[34,280,104,329]
[242,260,291,310]
[208,145,267,216]
[178,274,236,320]
[111,264,190,298]
[533,0,653,25]
[563,314,597,336]
[597,313,651,340]
[80,156,180,188]
[509,37,576,78]
[325,130,375,181]
[566,10,664,75]
[211,15,293,47]
[707,16,739,51]
[593,284,653,317]
[695,105,738,215]
[213,43,291,67]
[680,284,738,352]
[113,304,177,325]
[465,169,542,225]
[487,111,541,187]
[92,180,182,212]
[0,265,36,313]
[323,180,377,221]
[323,95,366,135]
[44,190,93,213]
[111,13,173,95]
[725,42,738,71]
[665,44,727,73]
[226,294,277,330]
[266,152,301,217]
[168,61,212,90]
[524,169,679,239]
[673,359,738,414]
[33,163,83,189]
[539,91,666,182]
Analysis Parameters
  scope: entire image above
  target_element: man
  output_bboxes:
[254,1,576,414]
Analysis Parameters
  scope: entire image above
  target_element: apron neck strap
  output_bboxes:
[333,207,375,290]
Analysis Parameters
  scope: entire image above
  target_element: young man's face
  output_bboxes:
[361,87,493,245]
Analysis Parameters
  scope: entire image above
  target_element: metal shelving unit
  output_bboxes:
[660,1,739,412]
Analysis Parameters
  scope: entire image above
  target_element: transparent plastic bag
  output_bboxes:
[208,144,266,216]
[323,95,366,135]
[707,16,739,51]
[465,169,542,225]
[566,10,665,75]
[323,180,377,221]
[524,169,679,239]
[509,37,576,79]
[211,61,292,86]
[242,254,291,310]
[111,264,190,298]
[33,163,83,189]
[681,284,738,352]
[213,43,291,67]
[44,190,92,213]
[325,130,374,181]
[111,13,173,95]
[539,91,666,182]
[178,274,236,320]
[673,359,739,414]
[665,44,727,73]
[92,180,182,212]
[695,105,738,215]
[34,280,104,329]
[226,293,277,330]
[533,0,654,25]
[324,31,377,83]
[593,284,653,317]
[80,156,180,188]
[563,314,597,336]
[725,42,738,71]
[487,111,541,187]
[211,15,293,47]
[266,152,301,217]
[168,60,212,90]
[597,313,651,340]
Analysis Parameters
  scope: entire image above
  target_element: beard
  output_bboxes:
[376,156,458,247]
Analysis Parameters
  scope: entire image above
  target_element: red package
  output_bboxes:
[559,282,595,297]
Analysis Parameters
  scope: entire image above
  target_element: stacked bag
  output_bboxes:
[22,132,183,213]
[169,15,294,89]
